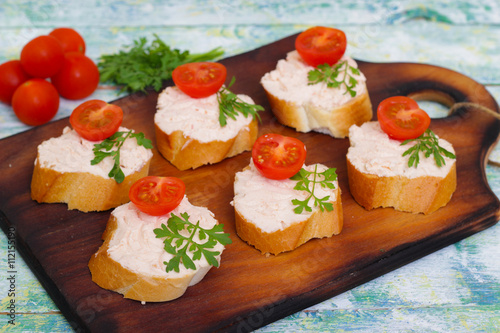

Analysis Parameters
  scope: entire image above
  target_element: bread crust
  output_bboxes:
[346,157,457,214]
[264,87,373,138]
[235,186,343,255]
[155,118,258,171]
[88,216,198,302]
[31,156,151,212]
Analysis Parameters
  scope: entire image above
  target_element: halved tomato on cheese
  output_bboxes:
[70,99,123,141]
[172,62,226,98]
[295,26,347,67]
[252,133,307,180]
[377,96,431,140]
[129,176,185,216]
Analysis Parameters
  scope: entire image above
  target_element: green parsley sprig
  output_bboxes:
[290,165,337,214]
[91,130,153,183]
[154,212,232,273]
[217,77,264,127]
[307,60,360,97]
[98,34,224,94]
[401,129,456,168]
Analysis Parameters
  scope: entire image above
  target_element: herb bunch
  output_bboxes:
[98,34,224,94]
[290,165,337,214]
[307,60,360,97]
[401,129,456,168]
[217,77,264,126]
[154,212,232,273]
[91,130,153,183]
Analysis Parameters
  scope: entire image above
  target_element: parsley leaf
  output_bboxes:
[98,34,224,94]
[401,129,456,168]
[290,165,337,214]
[154,212,232,273]
[91,130,153,183]
[217,76,264,127]
[307,60,360,97]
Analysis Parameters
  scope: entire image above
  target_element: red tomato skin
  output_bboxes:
[20,35,64,78]
[129,176,186,216]
[51,52,99,100]
[172,62,227,98]
[49,27,86,54]
[12,79,59,126]
[0,60,32,105]
[295,26,347,67]
[252,133,307,180]
[377,96,431,141]
[70,99,123,141]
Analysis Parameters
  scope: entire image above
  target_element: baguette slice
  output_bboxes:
[155,86,259,170]
[233,162,343,255]
[261,50,373,138]
[89,199,226,303]
[31,127,153,212]
[346,122,457,214]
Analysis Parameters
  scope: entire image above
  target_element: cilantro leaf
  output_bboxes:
[401,129,456,168]
[154,212,232,273]
[307,60,360,97]
[290,165,337,214]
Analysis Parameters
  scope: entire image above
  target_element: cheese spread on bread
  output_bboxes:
[155,86,254,143]
[36,126,153,179]
[260,50,367,109]
[347,121,455,179]
[106,197,225,283]
[233,161,338,233]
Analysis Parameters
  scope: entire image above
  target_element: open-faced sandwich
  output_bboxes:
[232,134,343,255]
[155,62,262,170]
[31,100,153,212]
[88,176,232,303]
[261,26,372,138]
[346,96,457,214]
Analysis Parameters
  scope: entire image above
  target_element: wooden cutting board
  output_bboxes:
[1,33,499,333]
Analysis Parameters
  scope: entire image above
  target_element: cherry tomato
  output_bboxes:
[172,62,226,98]
[20,35,64,78]
[49,27,86,54]
[51,52,99,100]
[377,96,431,140]
[0,60,32,105]
[295,26,347,67]
[129,176,186,216]
[11,79,59,126]
[70,99,123,141]
[252,133,307,180]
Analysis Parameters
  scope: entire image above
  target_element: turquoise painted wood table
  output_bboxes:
[1,1,500,332]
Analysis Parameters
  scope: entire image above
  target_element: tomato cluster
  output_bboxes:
[0,27,99,126]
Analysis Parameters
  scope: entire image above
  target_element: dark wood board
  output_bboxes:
[1,33,500,333]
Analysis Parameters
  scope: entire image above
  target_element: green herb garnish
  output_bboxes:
[307,60,360,97]
[98,34,224,94]
[154,212,232,273]
[401,129,456,168]
[290,165,337,214]
[217,76,264,127]
[91,130,153,183]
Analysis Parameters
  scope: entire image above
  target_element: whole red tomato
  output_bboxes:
[0,60,31,104]
[20,35,64,78]
[51,52,99,100]
[49,27,86,54]
[12,79,60,126]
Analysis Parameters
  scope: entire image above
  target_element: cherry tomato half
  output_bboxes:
[377,96,431,140]
[0,60,32,105]
[49,27,86,54]
[70,99,123,141]
[20,35,64,78]
[295,26,347,67]
[51,52,99,100]
[129,176,186,216]
[172,62,226,98]
[252,133,307,180]
[11,79,59,126]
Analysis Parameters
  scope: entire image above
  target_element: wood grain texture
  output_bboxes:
[0,33,499,333]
